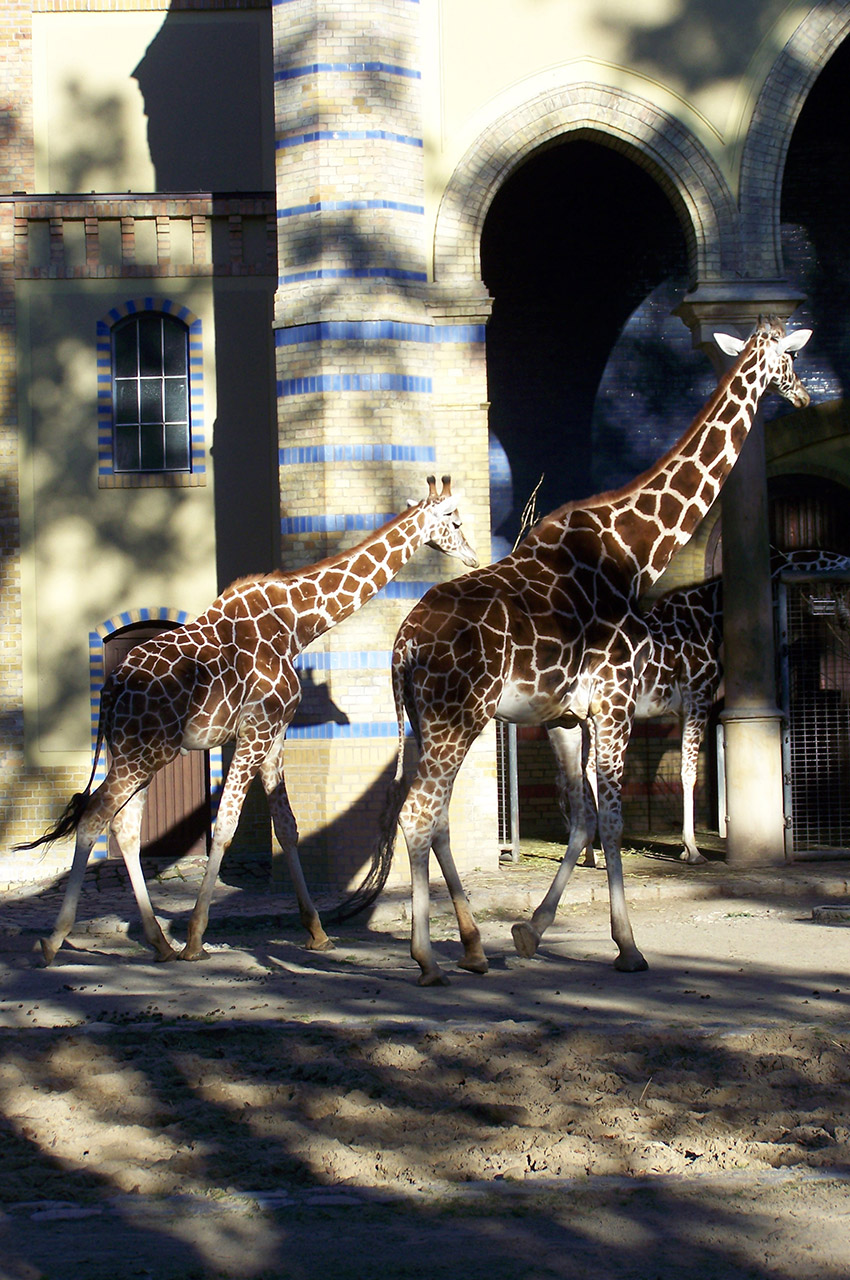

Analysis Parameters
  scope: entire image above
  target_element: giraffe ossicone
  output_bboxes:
[18,475,477,965]
[377,317,812,986]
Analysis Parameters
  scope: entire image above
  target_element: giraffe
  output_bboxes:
[18,476,478,966]
[380,317,811,985]
[579,548,850,867]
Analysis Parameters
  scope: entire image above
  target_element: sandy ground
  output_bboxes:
[1,854,849,1279]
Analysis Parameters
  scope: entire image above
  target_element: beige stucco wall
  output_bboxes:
[31,9,274,195]
[16,278,218,764]
[420,0,809,273]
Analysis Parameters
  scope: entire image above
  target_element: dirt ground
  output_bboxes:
[1,852,849,1279]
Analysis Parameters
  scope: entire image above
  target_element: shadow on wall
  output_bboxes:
[131,7,274,193]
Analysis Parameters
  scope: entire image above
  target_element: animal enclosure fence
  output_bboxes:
[778,573,850,855]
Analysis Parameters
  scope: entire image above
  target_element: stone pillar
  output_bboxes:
[676,283,804,866]
[270,1,494,891]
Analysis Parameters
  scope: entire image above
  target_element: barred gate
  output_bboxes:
[496,720,519,861]
[778,573,850,855]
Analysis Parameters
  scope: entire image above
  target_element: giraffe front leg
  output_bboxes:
[513,723,589,958]
[262,749,333,951]
[679,709,708,864]
[595,767,648,973]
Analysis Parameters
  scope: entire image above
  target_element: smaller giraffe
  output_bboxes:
[17,477,477,965]
[580,548,850,866]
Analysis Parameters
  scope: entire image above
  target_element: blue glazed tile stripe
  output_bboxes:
[277,199,424,217]
[279,444,435,465]
[277,373,432,396]
[277,130,423,150]
[275,62,420,81]
[275,320,486,345]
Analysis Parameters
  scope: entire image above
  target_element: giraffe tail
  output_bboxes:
[12,710,107,852]
[327,771,408,923]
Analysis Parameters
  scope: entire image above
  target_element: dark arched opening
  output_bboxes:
[480,139,688,552]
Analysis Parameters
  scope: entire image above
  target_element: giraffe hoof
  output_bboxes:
[680,850,707,864]
[179,946,209,962]
[40,938,58,967]
[614,950,649,973]
[305,936,335,952]
[511,921,541,959]
[417,968,451,987]
[458,955,489,975]
[155,947,179,963]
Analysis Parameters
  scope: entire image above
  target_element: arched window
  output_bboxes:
[112,312,191,472]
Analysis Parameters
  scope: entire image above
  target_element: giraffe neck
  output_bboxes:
[523,340,769,598]
[606,341,767,593]
[285,504,431,649]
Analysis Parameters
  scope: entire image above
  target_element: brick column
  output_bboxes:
[271,0,494,892]
[0,2,33,848]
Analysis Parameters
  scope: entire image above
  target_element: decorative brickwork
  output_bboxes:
[740,3,850,279]
[433,83,741,292]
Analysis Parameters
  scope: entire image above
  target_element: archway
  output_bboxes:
[480,138,691,548]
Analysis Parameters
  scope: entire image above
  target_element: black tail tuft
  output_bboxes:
[12,790,92,853]
[328,775,407,923]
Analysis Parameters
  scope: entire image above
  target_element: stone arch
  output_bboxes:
[739,4,850,279]
[433,83,741,292]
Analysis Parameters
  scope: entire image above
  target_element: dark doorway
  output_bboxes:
[103,622,211,862]
[481,139,688,550]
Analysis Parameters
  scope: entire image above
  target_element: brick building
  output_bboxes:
[3,1,850,890]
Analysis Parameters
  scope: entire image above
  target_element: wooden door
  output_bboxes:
[103,621,211,862]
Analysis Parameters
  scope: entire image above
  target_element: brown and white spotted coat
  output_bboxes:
[21,477,478,965]
[580,547,850,866]
[385,318,812,985]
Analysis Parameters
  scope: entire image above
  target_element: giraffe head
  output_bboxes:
[414,475,479,568]
[714,316,812,409]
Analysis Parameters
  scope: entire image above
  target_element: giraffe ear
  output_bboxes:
[779,328,812,354]
[713,332,746,357]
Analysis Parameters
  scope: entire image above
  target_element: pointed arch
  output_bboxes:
[739,3,850,278]
[432,83,741,292]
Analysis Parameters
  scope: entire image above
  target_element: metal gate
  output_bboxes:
[778,573,850,855]
[496,720,519,861]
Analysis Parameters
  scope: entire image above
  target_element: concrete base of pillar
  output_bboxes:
[720,709,788,866]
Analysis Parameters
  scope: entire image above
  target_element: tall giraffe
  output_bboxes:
[19,477,478,965]
[383,317,811,985]
[580,547,850,866]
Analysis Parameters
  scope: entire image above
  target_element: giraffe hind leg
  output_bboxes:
[431,818,487,975]
[40,773,142,964]
[111,790,178,961]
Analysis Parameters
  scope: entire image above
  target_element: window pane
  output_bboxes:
[138,315,162,377]
[162,318,187,376]
[163,376,188,423]
[111,312,193,475]
[140,378,162,423]
[113,323,137,378]
[115,424,140,471]
[114,379,138,425]
[164,422,190,470]
[140,424,164,470]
